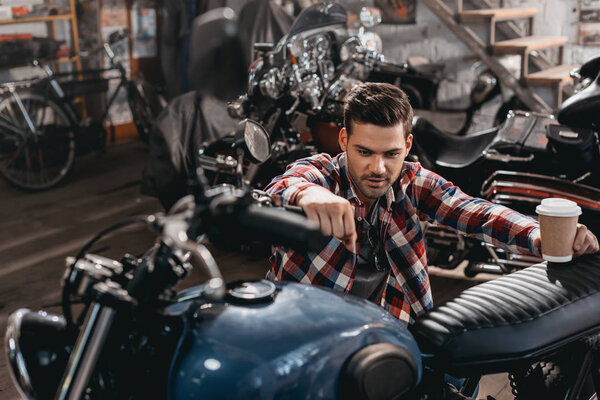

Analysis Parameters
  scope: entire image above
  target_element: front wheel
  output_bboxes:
[0,92,75,191]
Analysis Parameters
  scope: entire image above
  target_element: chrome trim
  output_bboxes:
[5,308,35,400]
[480,170,600,197]
[483,181,600,208]
[510,110,555,119]
[482,149,534,163]
[56,302,116,400]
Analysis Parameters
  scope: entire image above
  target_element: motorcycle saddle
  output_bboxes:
[411,116,498,169]
[410,256,600,375]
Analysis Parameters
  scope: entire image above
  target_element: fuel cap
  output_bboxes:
[226,280,276,304]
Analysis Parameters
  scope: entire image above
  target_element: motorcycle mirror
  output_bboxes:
[359,7,382,28]
[189,8,247,101]
[233,119,271,164]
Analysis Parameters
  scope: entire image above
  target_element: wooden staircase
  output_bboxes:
[423,0,578,112]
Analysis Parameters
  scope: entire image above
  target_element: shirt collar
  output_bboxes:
[337,153,396,211]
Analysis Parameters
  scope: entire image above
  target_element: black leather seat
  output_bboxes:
[411,116,498,169]
[411,255,600,376]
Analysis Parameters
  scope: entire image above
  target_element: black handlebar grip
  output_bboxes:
[283,204,305,215]
[238,205,327,252]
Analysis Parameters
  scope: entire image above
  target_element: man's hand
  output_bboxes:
[572,224,600,257]
[296,186,357,252]
[533,223,600,257]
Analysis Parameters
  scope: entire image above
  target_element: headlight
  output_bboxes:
[287,35,305,60]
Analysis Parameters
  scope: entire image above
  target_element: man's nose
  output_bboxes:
[369,156,386,175]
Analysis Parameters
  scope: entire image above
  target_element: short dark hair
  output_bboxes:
[343,82,413,139]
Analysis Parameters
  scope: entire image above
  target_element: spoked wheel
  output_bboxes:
[0,92,75,191]
[128,81,164,143]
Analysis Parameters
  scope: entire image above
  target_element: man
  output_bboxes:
[264,82,599,325]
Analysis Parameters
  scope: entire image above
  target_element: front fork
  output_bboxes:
[54,282,133,400]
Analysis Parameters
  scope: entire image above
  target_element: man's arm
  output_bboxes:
[412,168,541,255]
[413,167,599,257]
[265,155,356,251]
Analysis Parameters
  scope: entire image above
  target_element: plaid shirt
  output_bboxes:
[265,152,540,324]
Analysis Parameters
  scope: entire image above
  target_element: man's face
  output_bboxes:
[339,121,412,206]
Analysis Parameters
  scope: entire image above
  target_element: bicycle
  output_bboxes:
[0,30,165,191]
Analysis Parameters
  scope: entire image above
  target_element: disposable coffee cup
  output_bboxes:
[535,198,581,263]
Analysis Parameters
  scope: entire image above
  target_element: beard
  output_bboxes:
[347,167,392,201]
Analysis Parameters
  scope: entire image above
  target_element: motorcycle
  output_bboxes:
[197,2,502,192]
[410,55,600,277]
[6,117,600,400]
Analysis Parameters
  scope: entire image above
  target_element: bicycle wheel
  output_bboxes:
[0,91,76,191]
[128,81,163,143]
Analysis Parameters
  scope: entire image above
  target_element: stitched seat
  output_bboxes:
[411,116,498,169]
[410,255,600,375]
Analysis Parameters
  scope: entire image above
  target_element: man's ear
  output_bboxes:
[339,127,348,152]
[405,133,413,156]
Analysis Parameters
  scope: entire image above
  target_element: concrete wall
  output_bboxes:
[372,0,597,108]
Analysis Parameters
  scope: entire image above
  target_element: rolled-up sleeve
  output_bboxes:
[265,155,339,205]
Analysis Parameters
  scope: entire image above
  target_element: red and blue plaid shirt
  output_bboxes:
[265,152,540,324]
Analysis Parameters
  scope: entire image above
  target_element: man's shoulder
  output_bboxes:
[397,162,446,193]
[289,152,342,173]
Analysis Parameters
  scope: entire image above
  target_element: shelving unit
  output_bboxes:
[0,0,81,73]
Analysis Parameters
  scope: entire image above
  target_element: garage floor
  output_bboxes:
[0,141,512,399]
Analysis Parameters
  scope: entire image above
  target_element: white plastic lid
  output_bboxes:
[535,198,582,217]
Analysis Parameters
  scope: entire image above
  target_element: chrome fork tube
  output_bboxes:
[55,302,116,400]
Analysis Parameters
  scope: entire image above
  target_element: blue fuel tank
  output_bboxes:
[165,280,421,399]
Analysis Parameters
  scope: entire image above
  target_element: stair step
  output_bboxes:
[460,7,538,21]
[493,35,568,51]
[525,64,579,84]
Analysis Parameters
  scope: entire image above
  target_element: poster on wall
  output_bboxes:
[100,3,132,125]
[374,0,415,24]
[580,8,600,22]
[581,0,600,9]
[130,7,157,58]
[579,22,600,45]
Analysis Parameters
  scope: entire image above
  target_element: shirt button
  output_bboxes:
[357,217,362,222]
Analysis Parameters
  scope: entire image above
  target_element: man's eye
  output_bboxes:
[386,152,401,157]
[358,150,370,156]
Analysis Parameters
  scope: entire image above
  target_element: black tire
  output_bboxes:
[128,81,163,143]
[509,351,598,400]
[0,92,75,191]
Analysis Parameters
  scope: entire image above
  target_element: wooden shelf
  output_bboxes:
[493,36,568,51]
[460,7,538,21]
[525,64,579,84]
[0,14,72,25]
